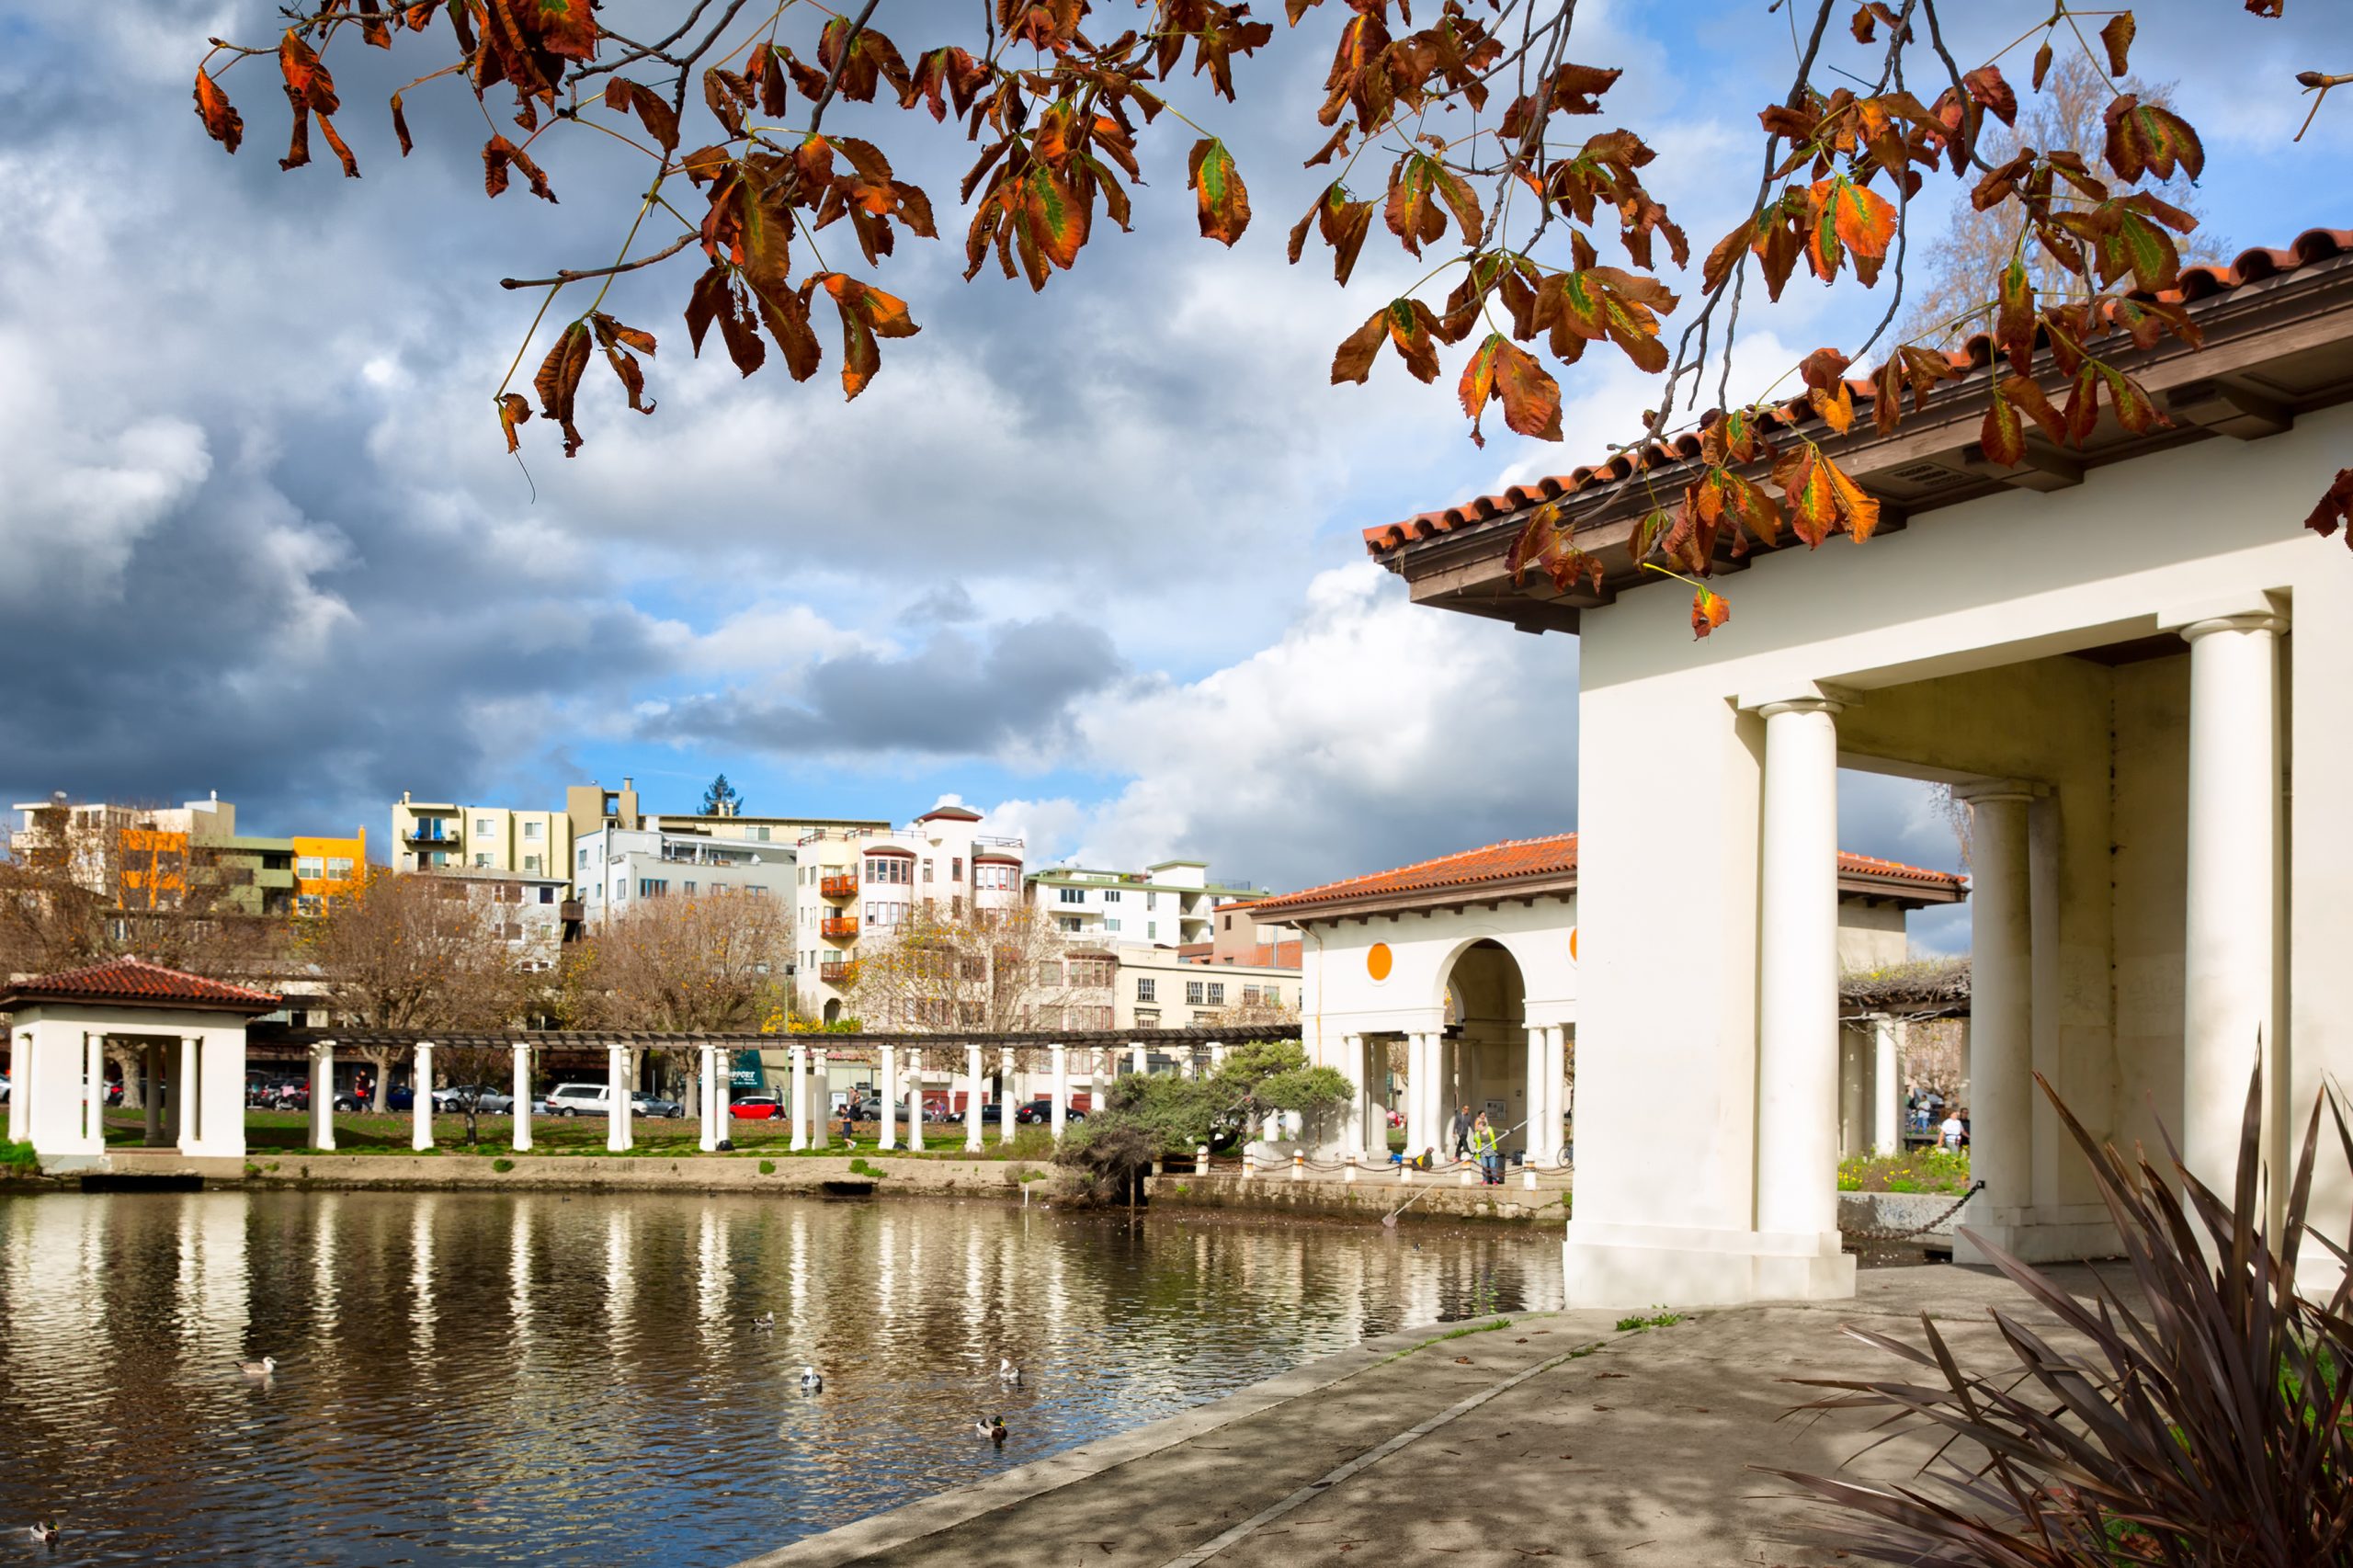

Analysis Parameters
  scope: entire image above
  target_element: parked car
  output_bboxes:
[0,1074,9,1103]
[729,1093,783,1120]
[330,1088,366,1112]
[1013,1099,1088,1125]
[631,1092,685,1119]
[433,1085,516,1115]
[543,1083,614,1117]
[387,1085,416,1111]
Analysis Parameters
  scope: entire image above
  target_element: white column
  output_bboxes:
[412,1041,437,1151]
[1754,693,1843,1240]
[1550,1026,1570,1159]
[513,1044,534,1153]
[1130,1041,1147,1078]
[84,1031,104,1151]
[1961,784,2034,1221]
[177,1035,203,1153]
[7,1031,27,1145]
[1871,1017,1902,1156]
[1404,1031,1431,1158]
[2179,608,2288,1202]
[879,1045,899,1151]
[998,1046,1017,1143]
[1837,1028,1868,1159]
[808,1048,829,1148]
[313,1040,338,1151]
[698,1044,718,1153]
[1210,1041,1226,1072]
[790,1045,809,1150]
[906,1059,926,1151]
[963,1044,983,1152]
[607,1046,633,1153]
[1050,1044,1068,1141]
[1523,1027,1545,1160]
[1341,1034,1366,1159]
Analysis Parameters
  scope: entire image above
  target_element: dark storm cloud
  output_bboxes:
[645,615,1125,759]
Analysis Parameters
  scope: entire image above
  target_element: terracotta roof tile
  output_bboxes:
[1362,227,2353,559]
[1255,833,1965,916]
[0,956,282,1011]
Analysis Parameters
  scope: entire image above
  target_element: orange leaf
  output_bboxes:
[2098,13,2134,75]
[495,392,532,453]
[1188,138,1251,247]
[194,68,244,153]
[1690,586,1730,639]
[533,321,593,457]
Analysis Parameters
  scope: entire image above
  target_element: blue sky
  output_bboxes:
[4,0,2346,956]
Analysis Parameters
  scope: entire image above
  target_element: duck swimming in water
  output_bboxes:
[236,1357,277,1378]
[28,1519,59,1545]
[801,1366,824,1392]
[752,1312,776,1331]
[998,1358,1022,1387]
[976,1415,1007,1445]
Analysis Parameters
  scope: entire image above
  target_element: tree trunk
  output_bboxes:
[365,1047,392,1112]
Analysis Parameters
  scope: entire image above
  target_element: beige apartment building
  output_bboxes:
[392,791,571,879]
[1114,944,1300,1030]
[1025,859,1266,947]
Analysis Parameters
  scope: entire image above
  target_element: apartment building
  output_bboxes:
[1025,860,1266,947]
[1115,944,1301,1030]
[564,777,884,848]
[392,791,572,878]
[793,803,1026,1021]
[1188,899,1304,968]
[12,793,368,920]
[291,831,368,915]
[574,823,797,925]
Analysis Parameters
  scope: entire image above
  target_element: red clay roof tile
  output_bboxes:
[1362,227,2353,559]
[1254,833,1964,916]
[0,956,281,1011]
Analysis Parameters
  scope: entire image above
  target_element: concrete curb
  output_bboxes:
[236,1153,1051,1198]
[727,1311,1569,1568]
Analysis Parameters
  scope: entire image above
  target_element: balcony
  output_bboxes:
[402,822,457,845]
[820,870,858,899]
[819,960,853,985]
[820,915,858,939]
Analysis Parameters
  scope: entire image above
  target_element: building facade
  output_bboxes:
[290,831,368,916]
[392,791,572,878]
[792,804,1026,1022]
[1025,860,1264,946]
[564,776,884,849]
[1360,228,2353,1304]
[574,824,797,926]
[1114,944,1301,1030]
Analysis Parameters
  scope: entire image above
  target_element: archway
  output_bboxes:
[822,997,841,1025]
[1434,939,1534,1157]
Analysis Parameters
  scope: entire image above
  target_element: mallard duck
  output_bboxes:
[28,1519,60,1544]
[997,1358,1023,1387]
[800,1366,824,1392]
[751,1312,776,1331]
[976,1414,1006,1444]
[236,1357,277,1378]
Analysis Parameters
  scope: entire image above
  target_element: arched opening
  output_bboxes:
[1434,939,1534,1159]
[822,997,841,1025]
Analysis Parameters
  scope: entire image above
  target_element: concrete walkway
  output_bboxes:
[738,1263,2118,1568]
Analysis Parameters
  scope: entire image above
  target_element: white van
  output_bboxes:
[542,1083,614,1117]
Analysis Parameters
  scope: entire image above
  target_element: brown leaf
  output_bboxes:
[194,68,244,153]
[1331,306,1388,385]
[495,392,532,453]
[483,135,556,201]
[604,78,680,154]
[532,321,592,457]
[2098,13,2135,76]
[2304,468,2353,542]
[1690,586,1730,639]
[1188,138,1250,246]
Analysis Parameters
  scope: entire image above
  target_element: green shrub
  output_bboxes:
[0,1141,37,1173]
[1836,1146,1971,1194]
[758,1159,776,1176]
[492,1157,515,1173]
[848,1157,884,1178]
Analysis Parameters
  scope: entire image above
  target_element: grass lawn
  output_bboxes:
[100,1109,1059,1161]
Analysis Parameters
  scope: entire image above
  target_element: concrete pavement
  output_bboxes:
[736,1262,2121,1568]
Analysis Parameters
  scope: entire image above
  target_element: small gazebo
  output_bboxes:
[2,957,280,1171]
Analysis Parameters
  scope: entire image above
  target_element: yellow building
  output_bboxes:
[291,829,368,916]
[392,792,570,878]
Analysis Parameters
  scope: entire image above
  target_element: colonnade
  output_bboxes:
[6,1022,243,1160]
[1328,1028,1567,1167]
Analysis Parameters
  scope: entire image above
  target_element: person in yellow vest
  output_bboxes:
[1472,1113,1503,1186]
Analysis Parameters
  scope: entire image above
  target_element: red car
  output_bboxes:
[729,1093,783,1120]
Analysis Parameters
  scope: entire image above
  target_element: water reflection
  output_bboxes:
[0,1190,1559,1564]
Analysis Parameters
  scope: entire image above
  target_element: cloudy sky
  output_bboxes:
[4,0,2345,953]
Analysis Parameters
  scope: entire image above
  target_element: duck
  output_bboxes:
[236,1356,277,1378]
[800,1366,824,1392]
[976,1414,1007,1445]
[28,1519,59,1545]
[752,1312,776,1331]
[998,1358,1023,1387]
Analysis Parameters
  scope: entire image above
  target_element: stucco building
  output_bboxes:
[1360,227,2353,1304]
[1026,860,1264,946]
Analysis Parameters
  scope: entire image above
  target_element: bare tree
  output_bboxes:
[574,891,792,1101]
[1901,57,2226,348]
[847,903,1112,1033]
[299,868,528,1111]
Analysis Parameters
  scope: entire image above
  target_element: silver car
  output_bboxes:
[430,1084,516,1115]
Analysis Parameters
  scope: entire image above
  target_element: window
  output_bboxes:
[1037,1005,1063,1029]
[539,886,555,903]
[1073,1006,1114,1030]
[327,858,353,879]
[1135,1008,1159,1026]
[757,825,771,841]
[639,878,667,897]
[1146,892,1157,910]
[952,857,963,881]
[683,881,697,894]
[977,862,1015,891]
[523,822,541,840]
[296,857,324,880]
[524,855,540,872]
[745,884,767,895]
[1147,921,1158,940]
[1058,886,1084,904]
[1136,977,1156,1002]
[1186,979,1205,1006]
[296,893,322,916]
[474,853,492,868]
[1035,960,1062,986]
[1104,889,1121,903]
[1208,983,1225,1006]
[1057,915,1080,933]
[923,858,934,882]
[866,856,911,884]
[867,901,906,927]
[1222,914,1233,930]
[577,847,589,869]
[1105,917,1121,933]
[475,817,494,835]
[1069,958,1114,987]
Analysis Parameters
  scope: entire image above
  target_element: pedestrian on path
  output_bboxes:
[1449,1104,1472,1162]
[1939,1108,1966,1151]
[1472,1113,1503,1185]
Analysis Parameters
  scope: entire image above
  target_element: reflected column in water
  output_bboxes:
[878,1045,898,1151]
[905,1054,925,1153]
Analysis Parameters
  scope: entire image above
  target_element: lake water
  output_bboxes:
[0,1189,1562,1563]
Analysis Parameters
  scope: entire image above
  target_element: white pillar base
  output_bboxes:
[1949,1201,2123,1267]
[1562,1220,1855,1308]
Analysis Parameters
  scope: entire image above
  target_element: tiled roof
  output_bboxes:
[0,956,282,1011]
[1362,227,2353,558]
[915,805,983,822]
[1255,833,1964,916]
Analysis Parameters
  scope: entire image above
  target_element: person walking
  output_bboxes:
[1472,1113,1503,1186]
[1449,1104,1472,1164]
[1939,1108,1966,1151]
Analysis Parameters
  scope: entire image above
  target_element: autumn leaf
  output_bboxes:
[1535,267,1675,373]
[1506,504,1603,594]
[1981,384,2026,467]
[1457,333,1562,447]
[604,78,680,153]
[494,392,532,453]
[1332,299,1443,385]
[2098,13,2135,76]
[2305,468,2353,543]
[1821,449,1881,540]
[1188,138,1250,246]
[533,320,593,456]
[591,312,658,415]
[1777,446,1837,547]
[1995,256,2035,372]
[483,135,557,201]
[194,68,244,153]
[810,273,919,400]
[1288,184,1373,285]
[1814,176,1895,261]
[1690,586,1730,639]
[2103,94,2204,183]
[277,29,347,173]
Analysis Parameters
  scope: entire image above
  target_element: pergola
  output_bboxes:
[2,957,281,1171]
[263,1024,1298,1155]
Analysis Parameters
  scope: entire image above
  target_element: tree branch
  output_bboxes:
[499,232,699,290]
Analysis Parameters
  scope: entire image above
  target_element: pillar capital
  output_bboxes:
[2178,610,2288,643]
[2157,588,2289,640]
[1738,680,1854,717]
[1952,778,2044,806]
